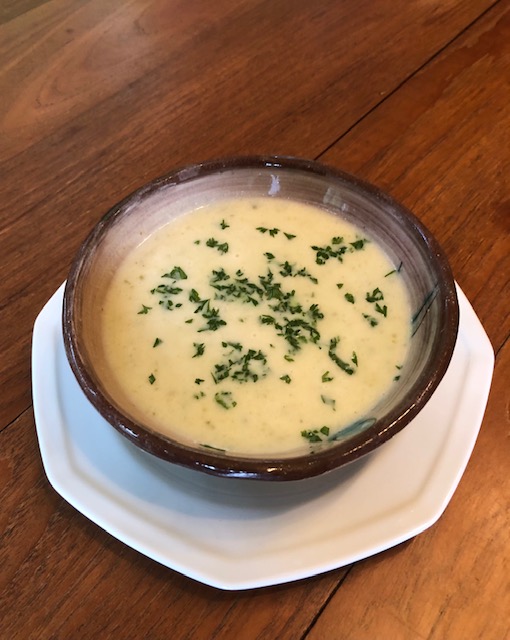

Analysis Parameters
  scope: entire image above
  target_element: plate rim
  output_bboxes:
[31,283,494,590]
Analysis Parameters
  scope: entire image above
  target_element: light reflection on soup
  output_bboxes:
[101,197,411,455]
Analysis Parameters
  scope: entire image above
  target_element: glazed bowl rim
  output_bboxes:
[63,155,459,481]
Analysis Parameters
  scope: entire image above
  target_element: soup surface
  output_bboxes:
[101,197,411,455]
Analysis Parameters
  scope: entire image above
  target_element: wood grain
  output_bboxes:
[306,341,510,640]
[0,0,50,25]
[320,0,510,352]
[1,0,509,638]
[0,0,496,428]
[0,412,344,639]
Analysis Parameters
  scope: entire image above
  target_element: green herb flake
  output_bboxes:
[280,374,292,384]
[162,266,188,280]
[322,371,333,382]
[311,238,348,265]
[206,238,229,254]
[328,337,355,375]
[200,443,226,452]
[214,391,237,410]
[352,351,358,366]
[138,304,152,315]
[344,292,355,304]
[366,287,384,303]
[350,239,367,250]
[375,303,388,317]
[385,262,403,277]
[212,346,268,384]
[336,283,344,289]
[301,426,330,443]
[198,306,226,332]
[220,219,230,229]
[301,429,321,443]
[153,337,163,348]
[284,232,296,240]
[195,378,205,385]
[321,395,336,410]
[256,226,279,237]
[363,313,378,327]
[192,342,205,358]
[148,373,156,385]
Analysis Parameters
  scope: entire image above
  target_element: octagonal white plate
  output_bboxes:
[32,283,493,590]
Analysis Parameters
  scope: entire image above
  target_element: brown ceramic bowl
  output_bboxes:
[63,156,459,481]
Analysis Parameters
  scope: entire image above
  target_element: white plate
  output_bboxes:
[32,283,493,590]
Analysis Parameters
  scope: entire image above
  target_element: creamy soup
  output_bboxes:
[101,197,411,455]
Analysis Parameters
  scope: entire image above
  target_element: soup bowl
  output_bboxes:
[63,156,459,481]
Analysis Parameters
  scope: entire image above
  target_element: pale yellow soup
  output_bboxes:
[101,197,411,455]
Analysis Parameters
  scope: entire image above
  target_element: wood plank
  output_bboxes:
[0,0,51,25]
[0,0,496,429]
[319,1,510,352]
[0,0,495,163]
[306,3,510,637]
[307,339,510,640]
[0,410,345,638]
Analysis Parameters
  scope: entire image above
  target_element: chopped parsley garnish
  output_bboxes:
[151,284,183,295]
[350,239,367,250]
[375,302,388,317]
[210,268,262,306]
[200,443,226,452]
[385,262,403,277]
[311,237,350,265]
[301,426,330,443]
[321,395,336,410]
[328,337,355,375]
[136,221,403,430]
[206,238,229,254]
[363,313,378,327]
[366,287,384,303]
[192,342,205,357]
[197,305,226,332]
[214,391,237,409]
[138,304,152,314]
[189,289,227,331]
[162,266,188,280]
[256,226,280,237]
[364,288,387,319]
[212,346,268,384]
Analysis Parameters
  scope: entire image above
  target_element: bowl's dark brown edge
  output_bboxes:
[63,155,460,481]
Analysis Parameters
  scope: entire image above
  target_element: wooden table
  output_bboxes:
[1,1,509,638]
